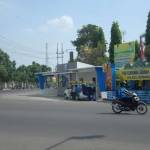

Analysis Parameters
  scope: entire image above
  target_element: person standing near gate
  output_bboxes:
[91,77,96,101]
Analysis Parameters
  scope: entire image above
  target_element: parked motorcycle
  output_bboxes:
[64,84,93,100]
[64,88,88,100]
[112,92,148,114]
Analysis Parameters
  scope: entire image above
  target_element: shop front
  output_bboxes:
[104,41,150,103]
[117,67,150,103]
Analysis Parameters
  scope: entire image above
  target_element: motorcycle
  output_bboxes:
[64,87,89,100]
[112,92,148,114]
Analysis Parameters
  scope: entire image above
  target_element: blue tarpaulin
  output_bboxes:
[96,67,106,91]
[36,74,45,90]
[111,64,116,91]
[96,65,116,92]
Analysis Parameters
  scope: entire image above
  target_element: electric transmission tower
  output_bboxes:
[45,42,49,67]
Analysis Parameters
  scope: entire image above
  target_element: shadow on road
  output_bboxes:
[96,112,138,115]
[45,135,105,150]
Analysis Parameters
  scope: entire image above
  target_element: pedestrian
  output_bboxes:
[91,77,96,101]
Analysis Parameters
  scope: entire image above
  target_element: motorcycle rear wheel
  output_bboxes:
[136,103,148,115]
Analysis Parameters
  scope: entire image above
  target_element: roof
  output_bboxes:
[76,62,95,69]
[35,71,74,76]
[35,62,102,76]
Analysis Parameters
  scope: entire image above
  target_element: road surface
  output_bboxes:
[0,89,150,150]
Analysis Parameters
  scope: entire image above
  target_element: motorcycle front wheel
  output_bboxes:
[136,102,148,115]
[112,103,122,114]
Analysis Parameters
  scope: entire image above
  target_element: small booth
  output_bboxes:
[35,62,104,99]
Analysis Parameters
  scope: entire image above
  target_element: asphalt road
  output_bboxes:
[0,89,150,150]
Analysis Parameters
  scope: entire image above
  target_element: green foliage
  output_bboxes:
[27,62,51,83]
[72,24,107,65]
[14,62,51,83]
[0,65,8,82]
[72,24,104,48]
[0,49,51,84]
[14,65,28,83]
[145,11,150,62]
[145,44,150,62]
[0,49,13,82]
[145,11,150,45]
[77,46,108,66]
[134,40,140,61]
[109,22,122,64]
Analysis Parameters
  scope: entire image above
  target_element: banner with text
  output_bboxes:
[119,68,150,80]
[114,42,135,68]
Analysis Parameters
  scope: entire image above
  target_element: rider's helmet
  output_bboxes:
[120,81,127,87]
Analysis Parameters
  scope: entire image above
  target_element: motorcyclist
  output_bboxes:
[118,81,132,107]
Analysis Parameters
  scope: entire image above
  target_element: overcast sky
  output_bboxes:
[0,0,149,69]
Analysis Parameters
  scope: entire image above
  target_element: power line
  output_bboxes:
[1,44,56,60]
[0,34,56,56]
[0,36,57,60]
[0,34,43,55]
[2,46,57,69]
[0,34,70,68]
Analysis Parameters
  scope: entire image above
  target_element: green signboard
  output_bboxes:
[114,42,135,68]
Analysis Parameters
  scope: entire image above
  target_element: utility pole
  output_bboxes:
[56,43,64,72]
[56,43,64,87]
[56,42,59,67]
[45,42,48,67]
[122,31,126,43]
[61,43,64,65]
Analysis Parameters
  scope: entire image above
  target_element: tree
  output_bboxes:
[145,11,150,61]
[89,42,108,66]
[0,65,8,83]
[145,45,150,61]
[109,22,122,64]
[0,48,52,88]
[27,62,51,83]
[145,11,150,45]
[41,65,51,72]
[0,49,14,82]
[135,40,140,61]
[14,65,28,83]
[72,24,107,65]
[72,24,103,48]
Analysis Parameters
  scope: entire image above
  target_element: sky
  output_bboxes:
[0,0,149,70]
